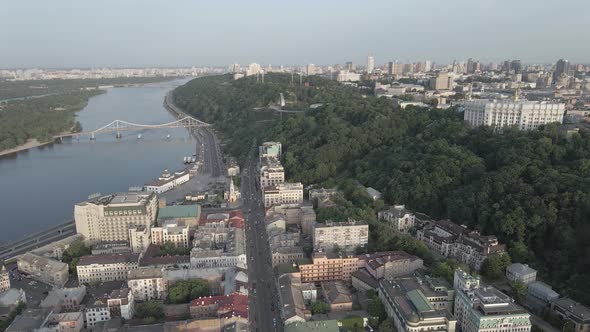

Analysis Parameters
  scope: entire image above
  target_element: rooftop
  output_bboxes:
[128,267,164,280]
[552,298,590,323]
[77,253,140,266]
[158,204,200,220]
[40,286,86,308]
[322,281,352,304]
[6,308,51,332]
[508,263,537,276]
[18,252,68,271]
[78,192,155,207]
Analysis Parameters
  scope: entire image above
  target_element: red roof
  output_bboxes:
[189,293,248,318]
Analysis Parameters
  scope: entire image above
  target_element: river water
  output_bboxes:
[0,79,196,243]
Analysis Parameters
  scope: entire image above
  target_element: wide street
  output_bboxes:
[242,141,284,332]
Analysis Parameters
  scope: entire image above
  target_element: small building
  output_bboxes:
[527,281,559,304]
[41,312,84,332]
[551,298,590,332]
[107,288,134,320]
[506,263,537,285]
[351,269,379,292]
[378,205,416,233]
[127,267,167,301]
[17,252,68,288]
[144,169,190,194]
[151,220,190,248]
[39,286,86,312]
[365,187,382,201]
[321,281,353,312]
[85,299,110,327]
[6,308,51,332]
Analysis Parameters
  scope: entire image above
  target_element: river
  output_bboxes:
[0,79,196,243]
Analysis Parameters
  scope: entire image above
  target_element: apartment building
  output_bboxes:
[298,252,359,283]
[454,269,531,332]
[17,253,69,288]
[378,205,416,233]
[417,219,506,271]
[357,251,423,281]
[40,286,86,312]
[461,99,565,130]
[76,253,140,283]
[190,228,247,269]
[265,203,316,236]
[107,288,134,320]
[506,263,537,285]
[260,157,285,188]
[313,220,369,252]
[0,266,10,292]
[74,192,157,242]
[151,219,190,248]
[379,278,457,332]
[127,267,167,301]
[272,247,304,267]
[263,183,304,208]
[128,226,150,253]
[551,298,590,332]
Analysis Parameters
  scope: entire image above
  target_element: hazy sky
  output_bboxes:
[1,0,588,68]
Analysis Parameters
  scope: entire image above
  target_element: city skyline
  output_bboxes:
[1,0,589,68]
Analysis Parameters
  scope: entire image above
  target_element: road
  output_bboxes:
[0,221,76,262]
[242,140,283,332]
[164,92,225,177]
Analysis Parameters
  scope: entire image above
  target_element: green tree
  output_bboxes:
[481,254,511,281]
[168,279,210,304]
[510,280,527,304]
[61,240,91,276]
[311,301,329,314]
[368,297,387,324]
[134,301,164,320]
[378,318,395,332]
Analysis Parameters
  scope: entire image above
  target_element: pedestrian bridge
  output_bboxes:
[56,115,210,140]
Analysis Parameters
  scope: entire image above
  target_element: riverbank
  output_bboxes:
[0,138,53,157]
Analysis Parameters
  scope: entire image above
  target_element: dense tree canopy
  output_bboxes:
[173,73,590,305]
[168,279,209,304]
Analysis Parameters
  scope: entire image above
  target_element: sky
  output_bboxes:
[1,0,589,69]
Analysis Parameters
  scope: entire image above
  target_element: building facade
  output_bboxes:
[151,220,190,248]
[144,169,190,194]
[263,183,304,208]
[127,267,167,301]
[298,252,358,283]
[313,220,369,252]
[74,192,158,242]
[260,157,285,188]
[0,266,10,292]
[378,205,416,233]
[76,253,140,283]
[461,99,565,130]
[17,253,69,288]
[454,269,531,332]
[506,263,537,285]
[379,278,457,332]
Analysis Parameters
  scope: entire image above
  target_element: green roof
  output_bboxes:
[157,205,200,219]
[285,320,340,332]
[407,289,433,313]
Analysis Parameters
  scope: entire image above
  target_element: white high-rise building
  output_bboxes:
[367,54,375,73]
[461,99,565,130]
[246,63,261,76]
[74,192,158,243]
[313,220,369,252]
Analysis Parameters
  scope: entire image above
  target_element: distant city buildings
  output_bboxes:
[461,99,565,130]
